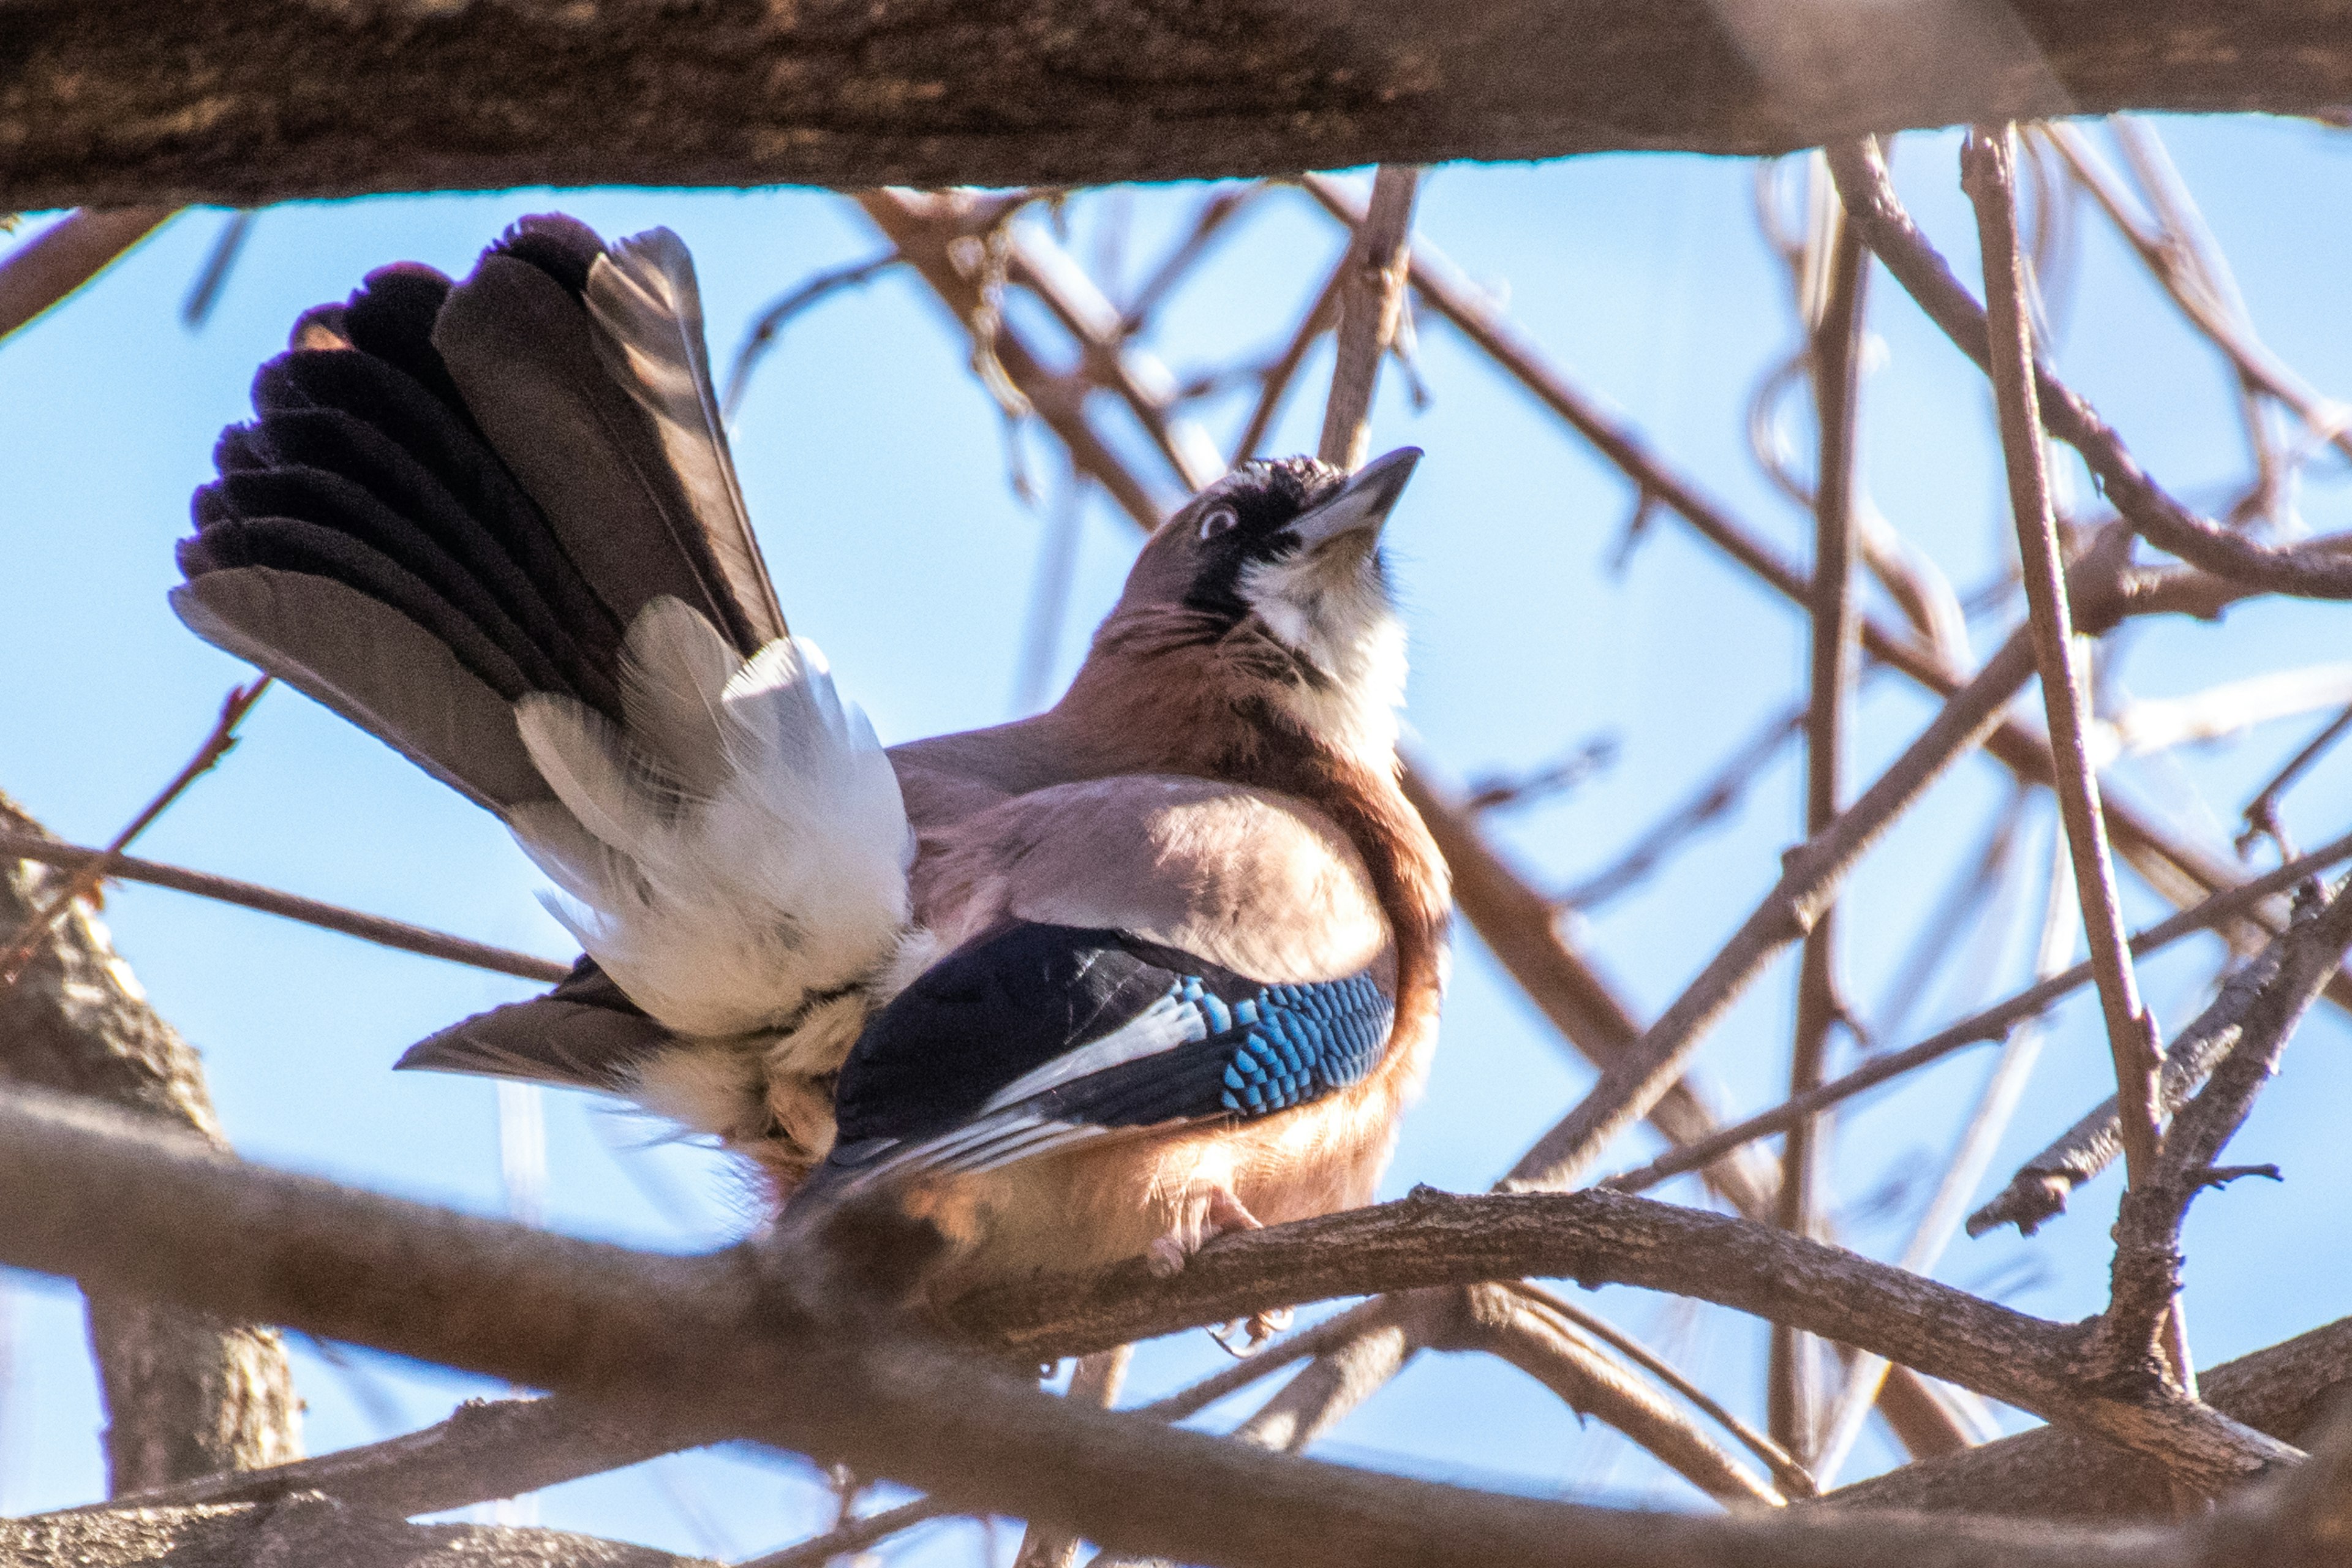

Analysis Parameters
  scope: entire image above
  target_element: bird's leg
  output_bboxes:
[1144,1183,1265,1279]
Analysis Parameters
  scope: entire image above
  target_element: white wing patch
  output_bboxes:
[979,989,1208,1112]
[508,598,914,1043]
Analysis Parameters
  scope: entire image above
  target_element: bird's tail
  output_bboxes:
[175,217,913,1166]
[175,214,782,813]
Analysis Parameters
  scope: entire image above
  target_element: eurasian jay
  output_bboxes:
[173,214,1449,1295]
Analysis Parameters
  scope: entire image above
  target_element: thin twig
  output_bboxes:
[721,252,901,420]
[1504,628,2040,1195]
[0,829,571,984]
[0,678,270,984]
[1558,704,1807,911]
[1317,165,1419,471]
[1601,827,2352,1197]
[1232,255,1348,466]
[179,209,255,329]
[2239,703,2352,857]
[1773,181,1869,1462]
[2035,123,2352,472]
[739,1493,960,1568]
[1501,1281,1815,1499]
[1444,1286,1784,1507]
[1116,184,1264,336]
[1964,124,2169,1219]
[1870,788,2031,1048]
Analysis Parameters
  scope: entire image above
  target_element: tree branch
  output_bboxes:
[7,1490,714,1568]
[0,795,300,1493]
[0,829,571,984]
[1774,182,1868,1462]
[1830,1316,2352,1519]
[23,5,2352,209]
[1316,165,1419,470]
[2097,875,2352,1379]
[0,208,175,341]
[1829,134,2352,601]
[0,1084,2210,1568]
[1604,827,2352,1199]
[1964,124,2171,1213]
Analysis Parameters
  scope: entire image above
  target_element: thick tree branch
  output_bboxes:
[0,1084,2204,1568]
[15,4,2352,209]
[7,1491,712,1568]
[1831,1316,2352,1520]
[0,796,299,1493]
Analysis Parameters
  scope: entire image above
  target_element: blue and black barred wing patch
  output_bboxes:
[820,922,1393,1186]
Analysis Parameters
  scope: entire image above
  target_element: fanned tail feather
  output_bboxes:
[172,216,908,1147]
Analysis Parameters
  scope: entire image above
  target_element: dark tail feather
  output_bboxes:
[174,213,786,811]
[396,956,673,1088]
[172,214,791,1088]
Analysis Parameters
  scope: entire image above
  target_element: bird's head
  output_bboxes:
[1078,448,1420,762]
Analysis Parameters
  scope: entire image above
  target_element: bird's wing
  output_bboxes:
[818,922,1395,1188]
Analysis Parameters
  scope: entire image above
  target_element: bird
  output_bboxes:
[173,212,1449,1302]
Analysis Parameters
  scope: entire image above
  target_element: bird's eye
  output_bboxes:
[1198,505,1240,541]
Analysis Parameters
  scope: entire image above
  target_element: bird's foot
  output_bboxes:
[1143,1186,1265,1280]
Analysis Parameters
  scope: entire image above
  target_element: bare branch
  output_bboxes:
[0,1084,2210,1568]
[0,829,571,984]
[1774,182,1869,1462]
[1232,256,1346,466]
[1317,165,1419,471]
[1606,826,2352,1199]
[95,1393,701,1519]
[0,208,175,341]
[0,796,299,1492]
[0,678,268,984]
[9,1491,714,1568]
[1441,1284,1785,1507]
[2035,121,2352,472]
[1965,124,2169,1211]
[1831,1316,2352,1520]
[1502,628,2039,1196]
[1830,134,2352,601]
[1504,1280,1815,1499]
[2098,875,2352,1378]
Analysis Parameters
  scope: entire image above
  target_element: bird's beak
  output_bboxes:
[1287,447,1422,550]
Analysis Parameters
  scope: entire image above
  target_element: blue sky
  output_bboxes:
[3,117,2350,1557]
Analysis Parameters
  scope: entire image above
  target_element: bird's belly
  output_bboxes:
[908,1084,1404,1289]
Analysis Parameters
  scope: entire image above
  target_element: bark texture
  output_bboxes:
[1828,1316,2352,1520]
[7,0,2352,208]
[0,793,300,1493]
[4,1491,707,1567]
